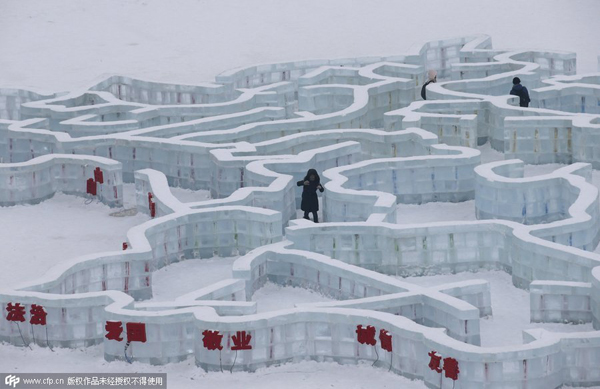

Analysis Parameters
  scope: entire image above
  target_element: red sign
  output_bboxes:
[443,357,460,381]
[94,167,104,184]
[86,178,96,196]
[202,330,223,351]
[6,303,26,322]
[428,350,442,373]
[379,329,392,352]
[105,321,124,341]
[356,325,377,346]
[231,331,252,350]
[29,304,47,326]
[126,322,147,343]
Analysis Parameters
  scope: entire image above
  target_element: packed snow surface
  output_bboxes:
[1,0,599,92]
[150,257,237,302]
[402,271,595,347]
[0,345,428,389]
[2,0,600,387]
[0,186,148,290]
[1,146,600,388]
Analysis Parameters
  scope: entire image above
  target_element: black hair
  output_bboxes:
[304,168,320,183]
[513,77,521,85]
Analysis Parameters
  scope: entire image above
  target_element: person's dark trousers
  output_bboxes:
[303,211,318,223]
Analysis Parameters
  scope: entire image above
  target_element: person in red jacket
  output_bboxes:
[297,168,324,223]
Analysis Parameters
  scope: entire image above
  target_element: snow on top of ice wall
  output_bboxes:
[475,160,599,227]
[0,153,123,207]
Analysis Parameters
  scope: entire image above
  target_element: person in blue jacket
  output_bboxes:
[510,77,530,107]
[297,168,324,223]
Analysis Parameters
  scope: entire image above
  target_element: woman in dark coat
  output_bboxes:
[297,168,324,223]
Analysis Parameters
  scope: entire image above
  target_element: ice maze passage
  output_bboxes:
[3,34,600,388]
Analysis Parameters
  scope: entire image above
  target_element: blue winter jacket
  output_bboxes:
[510,84,530,107]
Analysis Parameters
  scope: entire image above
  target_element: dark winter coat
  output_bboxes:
[421,80,435,100]
[510,84,530,107]
[297,169,324,212]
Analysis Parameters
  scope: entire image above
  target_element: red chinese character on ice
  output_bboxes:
[105,321,124,341]
[428,350,442,373]
[6,303,26,322]
[379,329,392,352]
[94,167,104,184]
[126,322,147,343]
[231,331,252,350]
[356,325,376,346]
[86,178,97,196]
[202,330,223,351]
[443,357,460,381]
[29,304,47,326]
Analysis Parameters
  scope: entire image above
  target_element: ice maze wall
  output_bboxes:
[2,34,600,388]
[323,143,481,223]
[0,154,123,207]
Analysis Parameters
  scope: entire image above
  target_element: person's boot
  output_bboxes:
[313,213,319,223]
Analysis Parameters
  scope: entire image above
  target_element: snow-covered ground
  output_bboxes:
[152,261,335,310]
[1,151,600,387]
[0,187,148,290]
[0,345,427,389]
[478,143,504,165]
[0,0,598,92]
[402,271,594,347]
[252,283,333,313]
[169,187,211,204]
[150,256,597,348]
[396,200,477,224]
[1,148,600,387]
[2,1,600,387]
[150,257,237,302]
